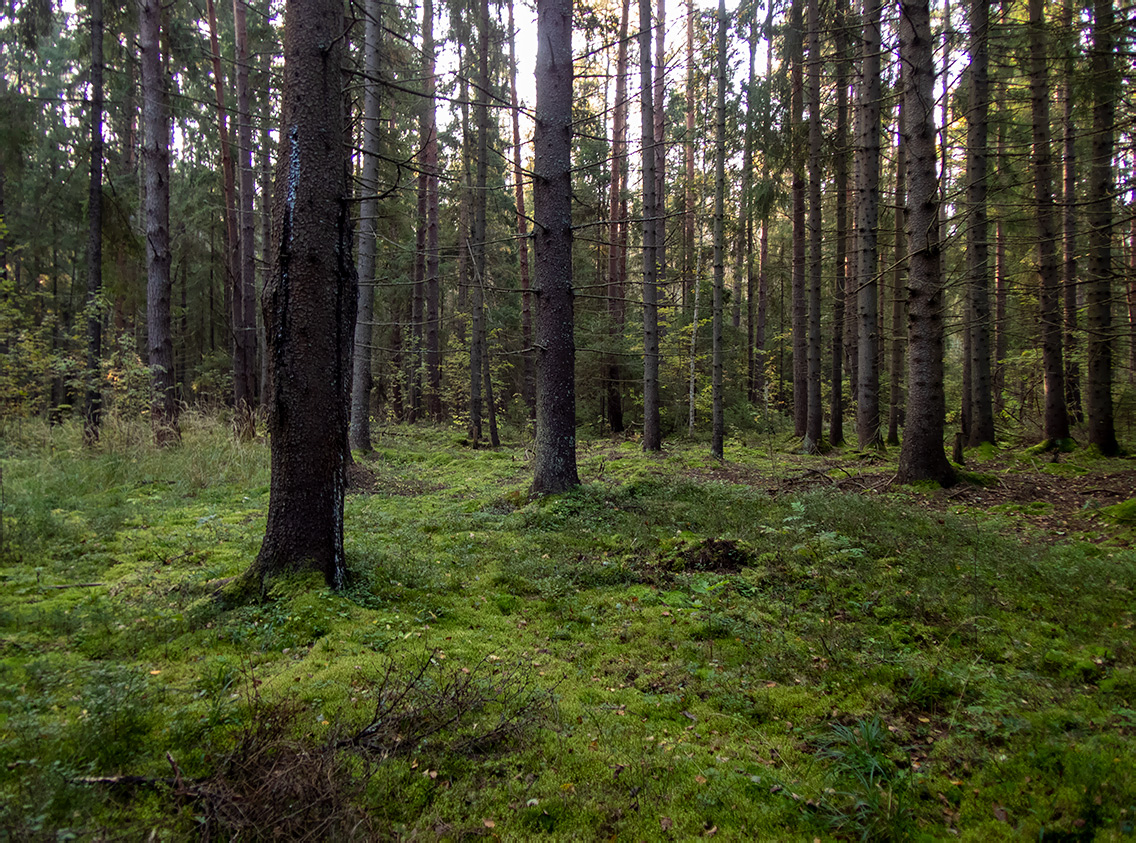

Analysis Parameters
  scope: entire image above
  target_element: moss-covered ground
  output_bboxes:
[2,414,1135,840]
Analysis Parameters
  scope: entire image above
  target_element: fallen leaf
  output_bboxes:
[483,819,496,828]
[694,775,708,784]
[660,817,673,831]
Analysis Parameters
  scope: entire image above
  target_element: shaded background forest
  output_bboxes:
[1,0,1134,453]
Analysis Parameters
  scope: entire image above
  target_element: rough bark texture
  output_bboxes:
[830,0,848,446]
[139,0,178,446]
[1060,0,1081,423]
[605,0,630,434]
[350,0,380,452]
[711,0,726,460]
[896,0,955,487]
[83,0,104,444]
[804,0,822,451]
[1086,0,1118,454]
[424,0,441,422]
[508,0,534,420]
[887,85,906,446]
[967,0,994,446]
[789,0,807,438]
[469,0,490,445]
[1029,0,1069,445]
[641,0,660,451]
[744,7,758,403]
[531,0,579,494]
[653,0,666,303]
[233,0,258,432]
[855,0,882,449]
[251,0,356,589]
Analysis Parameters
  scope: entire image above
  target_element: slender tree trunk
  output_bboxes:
[790,0,807,438]
[531,0,579,493]
[967,0,994,445]
[744,7,758,403]
[83,0,104,444]
[855,0,882,448]
[470,0,490,445]
[251,0,356,589]
[349,0,381,452]
[507,0,533,420]
[887,85,906,445]
[711,0,727,460]
[1060,0,1081,424]
[803,0,822,451]
[483,321,500,446]
[993,116,1008,413]
[683,0,695,315]
[654,0,666,302]
[830,0,848,445]
[424,0,441,422]
[606,0,631,434]
[641,0,661,451]
[1029,0,1069,445]
[1085,0,1118,454]
[234,0,258,436]
[140,0,178,445]
[896,0,954,486]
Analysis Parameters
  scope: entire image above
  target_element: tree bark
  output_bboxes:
[83,0,104,444]
[233,0,258,436]
[641,0,661,451]
[139,0,178,446]
[1059,0,1081,424]
[606,0,631,434]
[350,0,381,452]
[966,0,994,446]
[855,0,882,449]
[711,0,727,460]
[1085,0,1118,454]
[424,0,441,422]
[789,0,807,438]
[887,83,906,446]
[804,0,822,451]
[1029,0,1069,445]
[470,0,490,445]
[251,0,356,589]
[896,0,955,486]
[830,0,848,445]
[531,0,579,494]
[508,0,534,420]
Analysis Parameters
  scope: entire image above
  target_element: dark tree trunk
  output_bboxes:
[424,0,441,422]
[789,0,807,438]
[251,0,356,589]
[830,0,848,445]
[804,0,822,451]
[233,0,258,436]
[83,0,104,444]
[683,0,695,315]
[653,0,666,304]
[744,5,758,404]
[606,0,631,434]
[470,0,490,445]
[1060,0,1081,424]
[508,0,534,420]
[140,0,178,445]
[1085,0,1118,454]
[1029,0,1069,445]
[350,0,381,452]
[967,0,994,446]
[887,84,906,446]
[531,0,579,494]
[711,0,727,460]
[896,0,955,487]
[855,0,882,449]
[641,0,661,451]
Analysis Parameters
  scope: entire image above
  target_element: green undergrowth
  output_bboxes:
[2,417,1135,840]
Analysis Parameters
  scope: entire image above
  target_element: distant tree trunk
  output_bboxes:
[250,0,356,589]
[507,0,534,420]
[139,0,178,446]
[711,0,727,460]
[424,0,441,422]
[83,0,104,444]
[789,0,807,438]
[606,0,631,434]
[205,0,240,410]
[967,0,994,446]
[457,37,472,323]
[803,0,822,451]
[641,0,661,451]
[531,0,579,494]
[830,0,848,445]
[654,0,666,303]
[855,0,882,449]
[743,7,758,403]
[683,0,695,314]
[233,0,257,436]
[896,0,954,486]
[470,0,490,446]
[887,84,906,446]
[1029,0,1068,445]
[993,114,1008,413]
[1059,0,1081,424]
[1129,216,1136,381]
[1085,0,1118,455]
[350,0,380,452]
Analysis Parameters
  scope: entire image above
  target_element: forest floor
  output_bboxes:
[2,413,1135,841]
